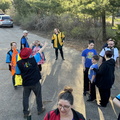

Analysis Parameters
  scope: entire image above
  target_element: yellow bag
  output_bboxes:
[14,74,23,86]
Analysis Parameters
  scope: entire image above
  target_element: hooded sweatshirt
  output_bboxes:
[95,58,115,89]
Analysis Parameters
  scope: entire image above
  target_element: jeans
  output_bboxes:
[23,82,42,114]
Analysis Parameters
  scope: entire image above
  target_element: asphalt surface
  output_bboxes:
[0,26,120,120]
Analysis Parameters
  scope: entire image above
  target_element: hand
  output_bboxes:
[93,68,98,72]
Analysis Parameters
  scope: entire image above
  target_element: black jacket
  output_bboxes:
[17,57,41,86]
[95,59,115,89]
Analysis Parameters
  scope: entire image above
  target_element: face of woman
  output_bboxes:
[88,43,94,49]
[54,29,58,34]
[57,99,72,116]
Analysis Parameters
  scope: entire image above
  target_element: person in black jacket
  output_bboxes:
[16,42,48,118]
[95,50,115,107]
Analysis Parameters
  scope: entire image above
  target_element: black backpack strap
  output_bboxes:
[47,112,50,120]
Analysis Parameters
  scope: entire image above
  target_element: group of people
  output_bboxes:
[5,28,120,119]
[81,39,119,111]
[5,28,86,119]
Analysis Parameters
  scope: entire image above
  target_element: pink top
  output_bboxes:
[32,46,45,65]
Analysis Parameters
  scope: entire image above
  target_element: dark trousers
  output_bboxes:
[83,68,89,92]
[98,88,111,106]
[89,82,96,100]
[38,64,42,71]
[23,82,43,114]
[55,48,64,59]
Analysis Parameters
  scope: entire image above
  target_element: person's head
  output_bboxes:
[92,55,99,64]
[57,86,74,115]
[107,38,115,48]
[88,40,95,49]
[105,50,113,59]
[10,42,17,50]
[34,40,40,46]
[54,28,60,34]
[23,30,28,37]
[20,48,32,59]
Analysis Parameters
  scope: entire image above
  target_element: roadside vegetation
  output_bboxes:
[0,0,120,50]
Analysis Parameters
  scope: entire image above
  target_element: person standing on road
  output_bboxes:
[30,40,46,72]
[87,55,99,102]
[44,86,85,120]
[81,40,97,96]
[51,28,65,60]
[95,50,115,107]
[16,42,48,118]
[6,42,20,89]
[20,30,29,50]
[99,38,119,68]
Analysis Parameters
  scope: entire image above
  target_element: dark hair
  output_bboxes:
[10,42,16,47]
[58,86,74,105]
[105,50,113,58]
[89,40,94,44]
[92,55,99,61]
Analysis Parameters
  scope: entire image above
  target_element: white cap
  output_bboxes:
[23,30,28,34]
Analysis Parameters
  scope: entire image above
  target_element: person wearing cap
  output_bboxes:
[81,40,97,96]
[20,30,29,50]
[16,42,47,118]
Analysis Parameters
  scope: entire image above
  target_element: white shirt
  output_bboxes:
[99,47,119,61]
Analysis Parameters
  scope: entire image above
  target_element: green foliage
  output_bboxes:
[0,0,10,13]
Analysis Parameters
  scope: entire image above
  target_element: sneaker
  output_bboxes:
[24,111,31,119]
[14,86,17,90]
[24,113,31,119]
[98,103,106,107]
[38,107,45,115]
[87,98,96,102]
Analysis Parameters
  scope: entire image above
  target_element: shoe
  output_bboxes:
[87,98,96,102]
[83,91,89,96]
[24,111,31,119]
[98,103,106,107]
[24,113,31,119]
[55,58,58,60]
[14,86,17,90]
[38,107,45,115]
[62,58,65,60]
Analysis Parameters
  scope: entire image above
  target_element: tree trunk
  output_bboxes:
[102,10,106,41]
[112,13,115,26]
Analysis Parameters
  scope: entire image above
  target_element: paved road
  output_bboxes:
[0,26,120,120]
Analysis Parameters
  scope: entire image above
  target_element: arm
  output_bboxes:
[116,57,119,68]
[34,42,48,63]
[99,48,105,65]
[99,56,103,66]
[113,98,120,108]
[91,75,96,83]
[38,42,48,54]
[21,44,25,49]
[82,56,85,71]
